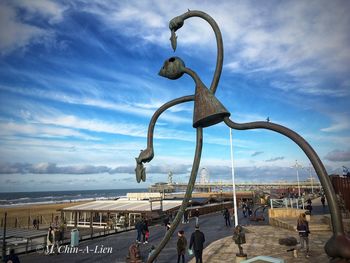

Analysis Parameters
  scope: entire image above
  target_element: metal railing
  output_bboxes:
[270,198,304,209]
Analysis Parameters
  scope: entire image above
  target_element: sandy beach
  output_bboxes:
[0,201,89,229]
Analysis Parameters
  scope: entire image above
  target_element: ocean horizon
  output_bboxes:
[0,188,148,207]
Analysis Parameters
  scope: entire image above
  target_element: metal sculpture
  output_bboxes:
[135,10,350,262]
[233,225,247,257]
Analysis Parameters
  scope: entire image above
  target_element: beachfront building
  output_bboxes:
[60,191,255,230]
[60,193,183,229]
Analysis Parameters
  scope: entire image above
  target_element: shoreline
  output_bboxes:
[0,196,121,208]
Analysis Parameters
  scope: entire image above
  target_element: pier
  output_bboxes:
[148,180,322,193]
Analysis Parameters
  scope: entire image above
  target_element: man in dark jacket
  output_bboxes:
[189,225,205,263]
[5,249,20,263]
[223,208,231,226]
[135,219,143,243]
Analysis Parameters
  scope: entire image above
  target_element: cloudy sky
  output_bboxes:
[0,0,349,192]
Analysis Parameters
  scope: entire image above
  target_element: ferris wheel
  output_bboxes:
[199,167,209,184]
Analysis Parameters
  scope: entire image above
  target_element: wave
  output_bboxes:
[0,189,145,207]
[0,196,122,208]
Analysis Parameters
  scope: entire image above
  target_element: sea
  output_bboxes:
[0,189,147,207]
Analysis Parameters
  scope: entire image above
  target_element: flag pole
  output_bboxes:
[230,128,238,226]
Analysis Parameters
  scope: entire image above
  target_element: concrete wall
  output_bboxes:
[268,208,306,219]
[268,208,306,231]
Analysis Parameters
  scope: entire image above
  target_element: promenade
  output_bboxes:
[190,197,332,263]
[190,225,330,263]
[18,197,332,263]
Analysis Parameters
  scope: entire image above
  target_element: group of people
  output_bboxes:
[45,215,66,254]
[146,225,206,263]
[135,218,150,244]
[241,202,253,218]
[46,223,65,255]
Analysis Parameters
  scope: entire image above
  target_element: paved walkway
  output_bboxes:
[20,210,257,263]
[189,196,332,263]
[18,197,334,263]
[189,225,331,263]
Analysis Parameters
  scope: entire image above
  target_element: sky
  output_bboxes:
[0,0,349,192]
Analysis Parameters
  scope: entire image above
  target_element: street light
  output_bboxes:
[292,160,302,197]
[308,164,314,194]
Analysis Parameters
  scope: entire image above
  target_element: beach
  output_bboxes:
[0,188,147,229]
[0,201,88,229]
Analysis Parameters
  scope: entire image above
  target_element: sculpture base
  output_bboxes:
[235,254,247,263]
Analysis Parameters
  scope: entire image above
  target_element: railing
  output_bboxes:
[0,225,136,259]
[270,198,304,209]
[331,175,350,213]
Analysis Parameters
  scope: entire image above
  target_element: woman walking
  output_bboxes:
[46,226,55,255]
[142,219,149,244]
[296,213,310,258]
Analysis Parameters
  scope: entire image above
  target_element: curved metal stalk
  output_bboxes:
[147,128,203,263]
[224,117,350,259]
[174,10,223,94]
[146,95,194,152]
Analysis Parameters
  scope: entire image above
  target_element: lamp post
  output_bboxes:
[292,160,302,197]
[308,164,314,194]
[220,185,223,210]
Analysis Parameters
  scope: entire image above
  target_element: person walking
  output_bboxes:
[33,219,37,229]
[176,230,187,263]
[189,225,205,263]
[53,226,61,254]
[184,210,189,224]
[223,208,231,227]
[247,206,253,217]
[193,209,200,226]
[242,202,247,218]
[296,213,310,258]
[135,219,143,244]
[46,226,55,255]
[163,214,170,231]
[142,219,149,244]
[321,195,326,208]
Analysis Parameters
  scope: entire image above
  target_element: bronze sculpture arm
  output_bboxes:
[224,117,350,259]
[135,95,194,183]
[147,127,203,263]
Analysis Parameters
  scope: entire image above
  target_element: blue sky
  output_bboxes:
[0,0,349,192]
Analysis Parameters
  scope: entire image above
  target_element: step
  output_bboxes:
[270,217,331,232]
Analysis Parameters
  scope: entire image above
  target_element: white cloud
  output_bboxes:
[0,0,66,54]
[13,0,66,24]
[324,149,350,162]
[0,3,51,54]
[321,113,350,133]
[0,83,192,125]
[0,121,99,140]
